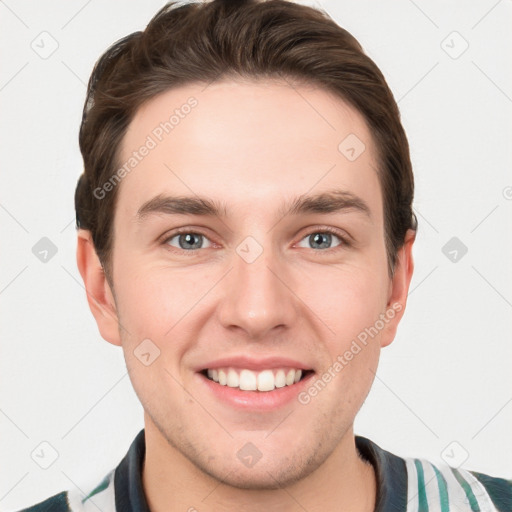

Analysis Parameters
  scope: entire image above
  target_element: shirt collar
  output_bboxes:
[114,428,150,512]
[355,435,408,511]
[114,429,408,511]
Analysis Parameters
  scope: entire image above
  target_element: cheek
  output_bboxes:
[112,257,212,340]
[298,263,388,341]
[297,263,387,403]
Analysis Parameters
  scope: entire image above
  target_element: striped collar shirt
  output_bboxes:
[18,429,512,512]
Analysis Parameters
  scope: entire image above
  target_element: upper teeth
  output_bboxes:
[206,368,303,392]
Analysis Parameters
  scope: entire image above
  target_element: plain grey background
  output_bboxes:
[1,0,511,510]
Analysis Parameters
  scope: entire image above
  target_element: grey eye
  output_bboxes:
[297,232,342,250]
[166,233,211,250]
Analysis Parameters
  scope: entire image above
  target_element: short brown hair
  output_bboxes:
[75,0,417,283]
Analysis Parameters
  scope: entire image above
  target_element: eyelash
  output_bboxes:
[160,226,351,256]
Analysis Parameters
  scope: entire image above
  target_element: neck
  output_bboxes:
[142,419,376,512]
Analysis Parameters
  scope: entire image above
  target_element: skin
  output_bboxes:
[77,79,415,511]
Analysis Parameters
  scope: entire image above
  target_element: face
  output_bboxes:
[79,79,413,489]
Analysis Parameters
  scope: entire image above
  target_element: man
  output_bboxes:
[18,0,511,510]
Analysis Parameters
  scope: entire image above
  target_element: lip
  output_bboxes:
[196,369,315,411]
[195,355,313,372]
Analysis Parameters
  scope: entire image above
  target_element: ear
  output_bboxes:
[76,229,122,346]
[380,229,416,348]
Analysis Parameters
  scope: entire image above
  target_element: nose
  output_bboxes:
[216,240,297,340]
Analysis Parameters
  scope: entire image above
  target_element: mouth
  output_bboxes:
[199,367,315,392]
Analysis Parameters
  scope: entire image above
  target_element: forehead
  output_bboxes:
[116,79,382,222]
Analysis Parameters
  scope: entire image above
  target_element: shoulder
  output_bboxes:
[14,491,71,512]
[13,469,116,512]
[404,457,512,512]
[355,436,512,512]
[467,469,512,512]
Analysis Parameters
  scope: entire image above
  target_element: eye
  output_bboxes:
[296,228,349,251]
[161,227,350,254]
[164,231,213,251]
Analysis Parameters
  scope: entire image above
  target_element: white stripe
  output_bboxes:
[404,458,419,512]
[437,463,483,511]
[401,458,500,512]
[457,467,498,512]
[65,490,85,512]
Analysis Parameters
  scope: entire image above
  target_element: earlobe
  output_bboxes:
[76,229,122,347]
[380,229,416,347]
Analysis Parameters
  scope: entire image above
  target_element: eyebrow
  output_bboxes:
[135,190,371,222]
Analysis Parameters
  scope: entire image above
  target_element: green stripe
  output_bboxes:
[414,459,429,512]
[452,468,481,512]
[432,464,449,512]
[82,473,111,503]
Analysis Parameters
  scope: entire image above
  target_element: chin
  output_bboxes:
[202,456,320,491]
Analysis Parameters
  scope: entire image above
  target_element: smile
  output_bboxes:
[201,367,314,392]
